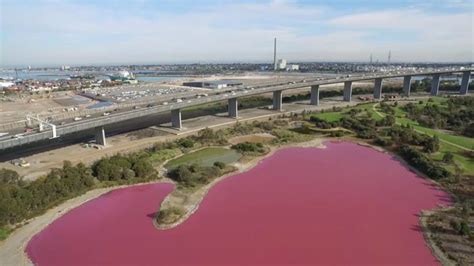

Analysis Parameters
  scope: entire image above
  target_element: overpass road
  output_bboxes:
[0,68,472,151]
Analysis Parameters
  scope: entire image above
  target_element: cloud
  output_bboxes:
[1,0,473,66]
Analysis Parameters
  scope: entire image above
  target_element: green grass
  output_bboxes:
[352,103,384,121]
[310,111,343,122]
[311,103,383,123]
[395,113,474,149]
[165,147,242,170]
[375,98,474,175]
[149,148,182,165]
[0,227,11,240]
[431,143,474,175]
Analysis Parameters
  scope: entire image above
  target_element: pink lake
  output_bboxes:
[27,141,450,265]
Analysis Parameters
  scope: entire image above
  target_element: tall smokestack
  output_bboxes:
[388,50,391,64]
[273,38,277,71]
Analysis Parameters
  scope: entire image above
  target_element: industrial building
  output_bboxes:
[183,80,243,89]
[277,59,287,70]
[286,64,299,71]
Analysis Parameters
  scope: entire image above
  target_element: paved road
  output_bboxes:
[0,68,471,150]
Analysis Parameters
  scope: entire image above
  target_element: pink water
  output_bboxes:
[27,142,450,265]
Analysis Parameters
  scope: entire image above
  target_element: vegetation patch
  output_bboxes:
[156,206,186,225]
[271,128,313,144]
[425,207,474,265]
[231,142,269,156]
[165,148,241,170]
[228,133,275,145]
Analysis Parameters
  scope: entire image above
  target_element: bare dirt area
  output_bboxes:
[228,133,275,145]
[0,132,180,180]
[424,208,474,265]
[0,96,65,124]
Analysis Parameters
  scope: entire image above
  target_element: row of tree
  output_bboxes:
[1,153,158,231]
[404,96,474,137]
[309,102,447,180]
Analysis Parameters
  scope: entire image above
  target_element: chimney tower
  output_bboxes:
[273,38,277,71]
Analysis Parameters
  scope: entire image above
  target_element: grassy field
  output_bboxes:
[149,148,182,165]
[310,111,343,122]
[372,97,474,149]
[312,99,473,176]
[374,98,474,175]
[310,103,383,123]
[165,147,242,170]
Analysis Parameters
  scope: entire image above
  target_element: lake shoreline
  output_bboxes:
[0,137,451,265]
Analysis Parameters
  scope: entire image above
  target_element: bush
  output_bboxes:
[213,161,226,169]
[442,152,454,164]
[0,169,21,184]
[422,136,440,153]
[231,142,266,154]
[156,206,185,225]
[398,145,450,180]
[168,163,224,187]
[92,153,156,181]
[0,162,94,229]
[374,136,392,147]
[329,131,344,137]
[177,138,194,148]
[194,128,227,145]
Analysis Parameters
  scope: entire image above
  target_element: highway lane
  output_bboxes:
[1,68,471,149]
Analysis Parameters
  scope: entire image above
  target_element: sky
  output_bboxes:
[0,0,473,67]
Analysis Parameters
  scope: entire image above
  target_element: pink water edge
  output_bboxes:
[27,141,450,265]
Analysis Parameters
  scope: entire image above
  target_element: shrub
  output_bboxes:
[398,145,450,180]
[442,152,454,164]
[156,206,185,224]
[177,138,194,148]
[423,136,440,153]
[231,142,266,154]
[213,161,226,169]
[374,136,392,147]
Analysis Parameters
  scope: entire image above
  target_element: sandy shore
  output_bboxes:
[0,137,325,266]
[0,136,449,265]
[0,180,172,266]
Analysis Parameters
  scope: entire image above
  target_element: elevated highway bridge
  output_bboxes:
[0,68,471,151]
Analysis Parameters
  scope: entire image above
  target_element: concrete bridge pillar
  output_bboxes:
[310,85,320,105]
[273,90,283,111]
[431,74,441,96]
[171,109,182,129]
[95,127,106,146]
[343,81,352,102]
[373,78,383,100]
[460,71,471,95]
[228,98,238,118]
[403,76,412,96]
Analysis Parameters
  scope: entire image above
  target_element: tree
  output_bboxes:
[0,169,20,184]
[177,138,194,148]
[442,152,454,164]
[213,161,226,169]
[423,136,440,153]
[132,159,155,178]
[464,123,474,138]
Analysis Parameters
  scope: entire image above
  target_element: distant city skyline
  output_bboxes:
[1,0,473,67]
